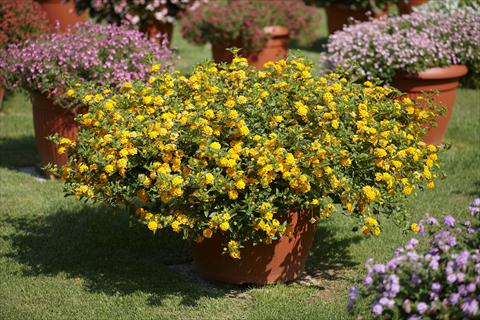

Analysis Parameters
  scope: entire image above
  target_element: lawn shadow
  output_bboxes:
[2,205,232,306]
[0,135,38,168]
[3,205,364,306]
[304,224,362,284]
[289,37,328,54]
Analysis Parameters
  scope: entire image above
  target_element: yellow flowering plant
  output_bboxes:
[54,56,441,258]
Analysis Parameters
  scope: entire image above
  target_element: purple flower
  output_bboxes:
[431,282,441,293]
[347,286,359,310]
[372,303,384,315]
[469,198,480,215]
[444,215,456,227]
[450,293,460,305]
[461,298,479,316]
[416,302,428,314]
[373,264,386,273]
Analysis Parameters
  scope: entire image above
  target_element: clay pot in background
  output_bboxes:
[392,65,468,145]
[140,21,174,47]
[212,25,289,69]
[38,0,88,32]
[325,4,388,34]
[398,0,428,14]
[192,209,317,285]
[31,92,83,169]
[0,86,4,110]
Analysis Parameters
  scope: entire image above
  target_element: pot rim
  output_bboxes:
[263,25,289,37]
[395,65,469,81]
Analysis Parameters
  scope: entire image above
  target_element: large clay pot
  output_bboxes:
[212,25,289,69]
[31,92,82,168]
[392,65,468,145]
[140,21,174,47]
[398,0,428,14]
[38,0,88,32]
[325,4,388,34]
[192,209,317,285]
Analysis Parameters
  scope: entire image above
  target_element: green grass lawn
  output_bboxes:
[1,19,479,320]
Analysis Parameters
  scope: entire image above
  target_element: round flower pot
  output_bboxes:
[192,209,317,285]
[38,0,88,32]
[31,92,82,169]
[398,0,428,14]
[325,4,388,34]
[392,65,468,145]
[211,25,289,69]
[140,21,174,47]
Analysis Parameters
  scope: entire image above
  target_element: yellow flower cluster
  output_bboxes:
[56,56,441,257]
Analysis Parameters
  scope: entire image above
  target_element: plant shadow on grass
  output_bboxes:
[289,37,328,54]
[0,135,39,168]
[3,205,363,306]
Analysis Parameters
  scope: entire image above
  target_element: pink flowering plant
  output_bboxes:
[305,0,394,11]
[74,0,207,27]
[180,0,320,51]
[0,22,172,108]
[348,199,480,318]
[326,12,480,83]
[0,0,49,48]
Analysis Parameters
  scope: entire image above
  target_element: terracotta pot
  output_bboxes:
[140,21,174,47]
[31,92,82,168]
[398,0,428,14]
[211,25,289,69]
[38,0,87,32]
[392,65,468,145]
[325,4,388,34]
[0,86,4,109]
[192,209,317,285]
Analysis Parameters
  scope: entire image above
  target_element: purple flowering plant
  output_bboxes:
[0,22,172,108]
[348,199,480,319]
[74,0,207,27]
[326,12,480,83]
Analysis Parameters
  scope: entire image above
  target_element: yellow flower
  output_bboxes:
[147,221,158,231]
[235,179,246,190]
[150,64,161,73]
[331,119,339,129]
[220,221,230,231]
[104,164,114,173]
[361,226,370,235]
[57,147,66,155]
[363,185,378,202]
[172,176,183,186]
[373,227,381,236]
[205,173,215,184]
[410,223,420,233]
[228,190,238,200]
[203,228,213,238]
[66,89,75,97]
[365,217,378,227]
[237,96,247,104]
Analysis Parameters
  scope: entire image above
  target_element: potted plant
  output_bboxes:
[36,0,88,32]
[180,0,320,68]
[348,202,480,318]
[73,0,206,45]
[0,22,172,171]
[0,0,49,109]
[305,0,394,34]
[326,12,479,145]
[56,56,441,284]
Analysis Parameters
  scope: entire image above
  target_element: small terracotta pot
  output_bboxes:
[212,25,289,69]
[392,65,468,145]
[31,92,83,168]
[192,209,317,285]
[140,21,174,47]
[325,4,388,34]
[38,0,87,32]
[398,0,428,14]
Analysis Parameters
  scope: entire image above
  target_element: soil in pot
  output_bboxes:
[212,25,289,69]
[39,0,88,32]
[31,92,83,170]
[325,4,388,34]
[192,209,317,285]
[392,65,468,145]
